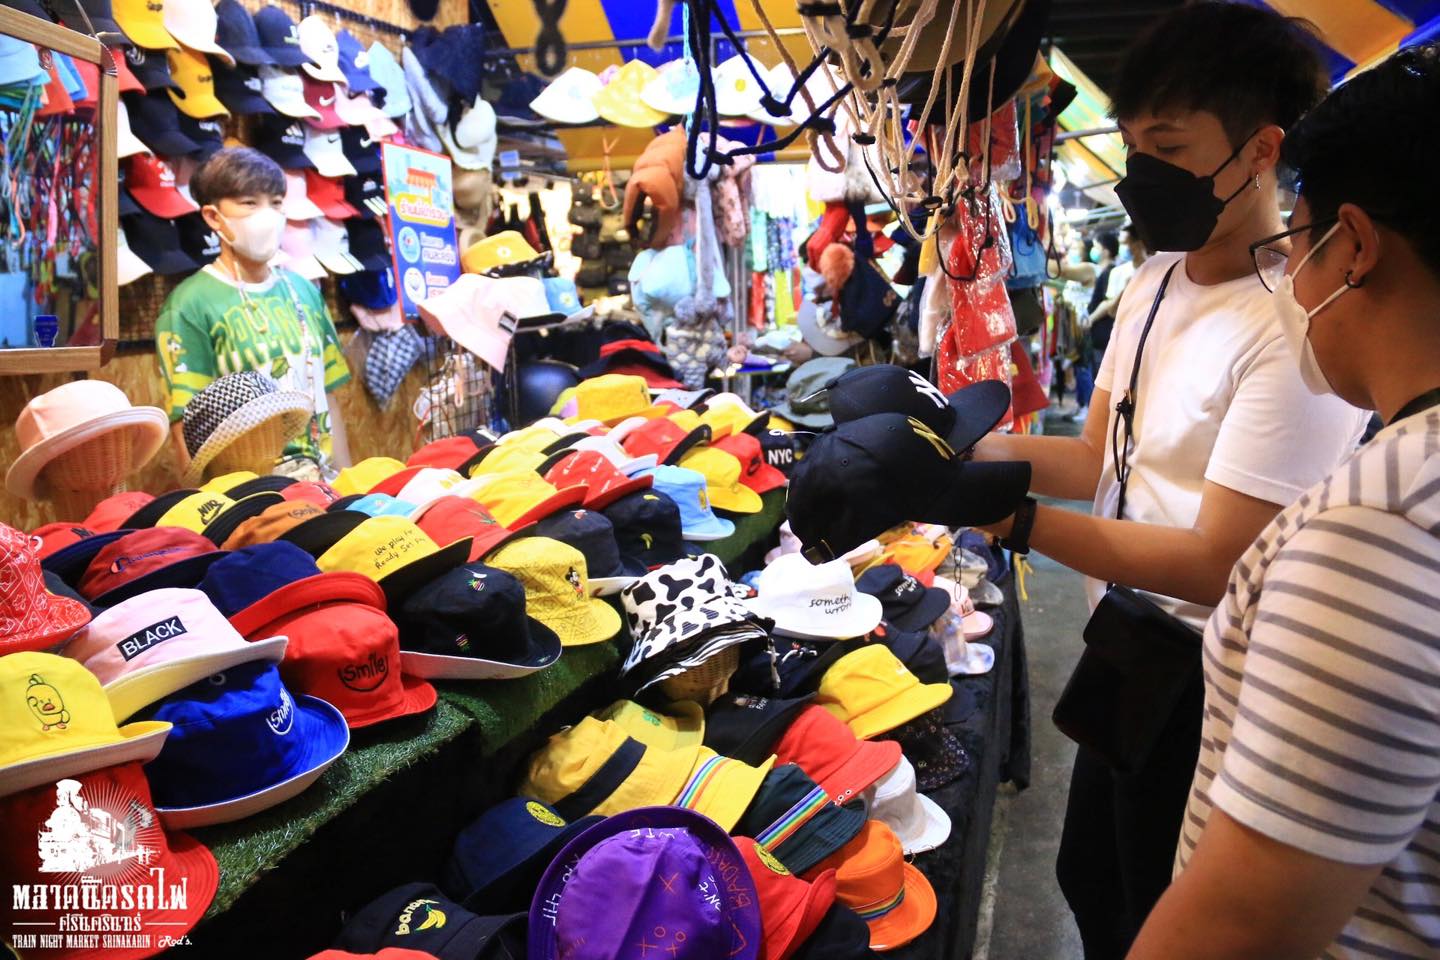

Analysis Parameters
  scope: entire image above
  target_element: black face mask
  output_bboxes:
[1114,131,1257,252]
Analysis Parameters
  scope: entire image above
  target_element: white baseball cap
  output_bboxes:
[117,226,153,287]
[116,99,150,159]
[297,15,346,84]
[163,0,235,67]
[303,127,357,178]
[530,67,601,125]
[310,217,364,275]
[259,64,321,119]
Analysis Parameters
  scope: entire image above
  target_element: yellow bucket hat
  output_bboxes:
[470,472,587,527]
[594,60,669,128]
[462,230,541,275]
[595,699,705,751]
[571,374,665,426]
[487,537,620,645]
[316,514,473,603]
[677,447,763,514]
[667,407,731,441]
[200,471,258,495]
[0,652,171,799]
[816,645,952,740]
[157,490,234,533]
[468,443,549,480]
[333,457,408,497]
[673,746,776,833]
[167,49,230,119]
[699,393,770,437]
[521,715,702,818]
[880,533,952,580]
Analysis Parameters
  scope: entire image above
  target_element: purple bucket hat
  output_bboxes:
[529,806,762,960]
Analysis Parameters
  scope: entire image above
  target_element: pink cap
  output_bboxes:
[416,274,517,373]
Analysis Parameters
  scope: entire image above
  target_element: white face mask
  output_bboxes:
[1272,221,1350,396]
[215,206,285,264]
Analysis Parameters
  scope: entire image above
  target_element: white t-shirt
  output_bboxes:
[1089,252,1369,629]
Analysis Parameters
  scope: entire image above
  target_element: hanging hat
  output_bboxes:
[0,524,92,655]
[166,48,230,118]
[115,98,151,158]
[125,88,198,152]
[7,380,167,501]
[712,55,765,116]
[127,153,198,217]
[415,274,516,374]
[214,0,271,65]
[460,230,541,275]
[282,169,324,219]
[366,41,410,118]
[774,356,856,428]
[113,0,179,50]
[867,755,950,855]
[335,28,377,93]
[258,64,320,119]
[486,537,620,646]
[641,58,699,116]
[815,644,952,740]
[176,113,224,161]
[440,95,497,171]
[311,216,365,272]
[529,66,601,125]
[746,62,803,125]
[180,371,313,486]
[163,0,234,65]
[213,61,272,114]
[593,60,667,128]
[300,73,345,130]
[297,14,345,83]
[253,5,310,68]
[124,45,176,90]
[809,820,937,950]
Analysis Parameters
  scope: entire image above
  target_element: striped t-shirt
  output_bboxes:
[1179,406,1440,958]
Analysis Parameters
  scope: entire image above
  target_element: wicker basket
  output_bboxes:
[657,646,740,707]
[39,426,140,493]
[204,416,292,480]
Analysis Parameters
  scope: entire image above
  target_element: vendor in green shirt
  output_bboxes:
[155,147,352,480]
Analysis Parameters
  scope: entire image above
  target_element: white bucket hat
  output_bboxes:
[745,552,884,640]
[297,15,346,83]
[867,755,951,855]
[747,63,801,125]
[712,55,765,116]
[180,371,314,486]
[303,126,356,178]
[530,66,601,125]
[6,380,168,501]
[441,95,497,171]
[259,65,321,119]
[642,58,699,116]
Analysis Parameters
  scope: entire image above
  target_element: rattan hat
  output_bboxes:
[181,372,312,486]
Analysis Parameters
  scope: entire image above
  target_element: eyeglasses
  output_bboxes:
[1249,217,1337,292]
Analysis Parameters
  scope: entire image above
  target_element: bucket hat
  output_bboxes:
[412,496,520,562]
[593,60,666,128]
[166,48,230,118]
[460,229,540,274]
[747,553,883,640]
[640,465,734,541]
[567,373,663,427]
[712,54,765,116]
[530,806,761,960]
[253,5,309,67]
[316,515,471,606]
[0,652,169,797]
[76,527,226,607]
[857,563,952,633]
[828,365,1009,455]
[879,711,970,792]
[297,15,344,82]
[816,644,952,740]
[594,699,705,751]
[677,446,764,514]
[641,58,699,116]
[471,473,587,529]
[31,523,110,564]
[773,357,856,429]
[809,820,936,950]
[180,371,313,486]
[82,491,154,533]
[332,456,406,496]
[0,763,218,951]
[601,489,690,570]
[163,0,234,65]
[336,883,525,960]
[772,705,902,807]
[138,659,348,827]
[737,836,838,960]
[703,691,814,767]
[114,0,178,49]
[444,798,602,914]
[867,755,950,855]
[200,491,286,546]
[520,716,701,819]
[220,499,326,549]
[388,466,477,508]
[733,763,866,875]
[396,562,562,680]
[415,274,518,373]
[258,64,320,118]
[673,746,775,832]
[792,901,876,960]
[486,537,620,646]
[63,587,287,721]
[408,434,491,471]
[6,380,167,501]
[566,432,658,475]
[543,450,653,511]
[529,66,601,125]
[623,416,711,467]
[214,0,271,65]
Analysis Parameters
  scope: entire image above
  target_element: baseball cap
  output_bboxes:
[127,153,198,217]
[62,587,288,721]
[366,40,409,117]
[339,124,382,174]
[809,820,937,950]
[816,644,952,740]
[737,836,838,960]
[213,61,272,114]
[335,883,525,960]
[175,210,222,265]
[521,716,701,818]
[124,45,175,90]
[857,563,952,633]
[312,216,364,273]
[113,0,178,50]
[640,465,734,542]
[166,48,230,118]
[175,112,224,160]
[258,63,320,118]
[281,169,323,219]
[713,431,787,495]
[214,0,271,65]
[344,173,388,218]
[600,489,690,570]
[827,365,1010,454]
[772,705,902,806]
[334,28,376,93]
[786,412,1030,562]
[316,514,472,606]
[76,526,225,607]
[300,73,345,130]
[733,763,866,875]
[304,168,358,219]
[346,219,390,271]
[747,553,884,641]
[486,537,621,646]
[253,5,310,67]
[297,14,344,83]
[444,798,601,915]
[254,114,313,167]
[136,659,348,827]
[163,0,234,65]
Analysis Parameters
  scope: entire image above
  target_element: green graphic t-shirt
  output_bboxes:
[155,267,350,466]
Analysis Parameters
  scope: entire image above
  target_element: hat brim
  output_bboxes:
[6,406,169,500]
[155,695,350,828]
[279,510,370,557]
[225,45,274,67]
[681,514,736,542]
[183,392,314,487]
[681,753,775,833]
[458,812,604,913]
[122,488,196,529]
[90,550,229,609]
[764,593,885,642]
[867,862,938,951]
[846,679,952,741]
[0,720,170,799]
[541,593,622,647]
[376,538,474,606]
[708,483,765,515]
[229,571,385,638]
[576,474,653,512]
[41,530,134,586]
[217,89,274,114]
[301,62,347,84]
[224,474,298,498]
[946,640,995,677]
[898,791,952,856]
[200,491,286,546]
[587,573,641,597]
[770,402,834,430]
[268,96,322,120]
[818,738,903,805]
[348,672,438,728]
[105,634,289,723]
[889,588,954,634]
[263,46,311,68]
[400,617,562,679]
[944,379,1011,453]
[962,609,995,641]
[505,484,590,528]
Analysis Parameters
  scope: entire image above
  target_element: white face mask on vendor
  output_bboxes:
[214,206,285,264]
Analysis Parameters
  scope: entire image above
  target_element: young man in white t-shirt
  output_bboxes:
[1128,43,1440,960]
[973,6,1368,956]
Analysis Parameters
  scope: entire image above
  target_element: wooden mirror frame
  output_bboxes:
[0,6,116,375]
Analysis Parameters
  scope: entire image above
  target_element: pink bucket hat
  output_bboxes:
[416,274,518,373]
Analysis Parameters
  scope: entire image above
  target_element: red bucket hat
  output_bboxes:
[772,706,903,806]
[83,491,155,532]
[0,522,91,654]
[543,449,653,511]
[77,527,225,607]
[412,495,524,562]
[737,837,838,960]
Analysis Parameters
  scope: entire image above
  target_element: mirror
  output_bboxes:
[0,7,116,373]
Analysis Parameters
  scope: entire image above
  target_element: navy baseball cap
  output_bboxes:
[213,62,273,115]
[344,220,391,272]
[786,412,1030,562]
[531,508,644,595]
[704,691,814,767]
[124,91,200,156]
[214,0,273,66]
[337,268,397,310]
[123,46,175,91]
[253,6,311,68]
[339,125,381,175]
[175,211,221,266]
[857,563,953,633]
[335,29,378,95]
[874,622,948,685]
[335,883,526,960]
[826,364,1012,454]
[343,174,387,219]
[443,798,602,914]
[254,114,312,169]
[600,489,693,571]
[175,114,224,161]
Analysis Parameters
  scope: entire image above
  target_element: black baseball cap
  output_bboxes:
[213,62,273,115]
[252,5,311,68]
[175,212,222,266]
[343,174,386,218]
[121,211,200,276]
[174,114,223,161]
[704,691,814,766]
[339,125,381,175]
[826,364,1011,455]
[786,412,1030,561]
[873,622,948,685]
[123,46,174,91]
[759,427,797,477]
[214,0,273,66]
[253,114,312,169]
[334,883,525,960]
[124,91,200,156]
[857,563,953,633]
[600,489,691,570]
[344,220,391,272]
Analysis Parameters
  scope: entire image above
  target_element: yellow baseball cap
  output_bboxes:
[595,699,705,750]
[593,60,669,128]
[520,715,701,817]
[316,515,473,604]
[570,375,666,426]
[462,230,540,275]
[113,0,179,50]
[167,49,230,119]
[333,457,408,497]
[470,473,587,527]
[0,652,171,799]
[816,645,952,740]
[667,407,731,441]
[158,490,234,533]
[677,447,763,514]
[699,393,770,436]
[673,746,776,833]
[487,537,620,646]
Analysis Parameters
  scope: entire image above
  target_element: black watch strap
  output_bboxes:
[998,496,1038,555]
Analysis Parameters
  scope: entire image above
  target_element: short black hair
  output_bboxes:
[1110,2,1328,147]
[189,147,285,207]
[1094,230,1120,258]
[1283,43,1440,281]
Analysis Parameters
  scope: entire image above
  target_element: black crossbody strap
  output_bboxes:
[1113,261,1180,523]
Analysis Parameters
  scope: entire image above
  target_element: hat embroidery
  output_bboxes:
[526,800,565,827]
[395,897,446,934]
[641,533,654,550]
[25,674,69,731]
[116,616,188,662]
[565,567,583,598]
[906,370,947,409]
[906,417,955,460]
[338,651,388,692]
[754,844,789,876]
[467,572,487,592]
[267,689,296,735]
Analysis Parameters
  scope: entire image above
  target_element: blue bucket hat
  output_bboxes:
[640,465,734,542]
[197,541,324,618]
[137,659,349,828]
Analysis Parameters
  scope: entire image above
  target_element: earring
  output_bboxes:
[1344,270,1365,289]
[1254,174,1261,190]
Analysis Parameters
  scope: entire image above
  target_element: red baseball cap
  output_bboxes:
[714,432,788,495]
[305,168,360,219]
[301,73,345,129]
[229,572,438,729]
[412,496,524,561]
[621,417,712,466]
[281,481,342,507]
[127,154,199,218]
[78,528,225,606]
[84,491,156,532]
[772,706,903,806]
[0,763,218,955]
[543,450,654,511]
[408,435,489,471]
[367,464,424,498]
[736,836,838,960]
[30,522,97,560]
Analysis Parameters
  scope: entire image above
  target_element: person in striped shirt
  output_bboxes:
[1128,43,1440,960]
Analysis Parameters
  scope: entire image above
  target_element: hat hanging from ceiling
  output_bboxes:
[7,380,168,502]
[180,371,312,486]
[593,60,667,128]
[712,55,765,116]
[530,66,601,125]
[641,58,699,116]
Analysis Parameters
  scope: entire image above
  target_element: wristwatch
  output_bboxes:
[998,497,1038,555]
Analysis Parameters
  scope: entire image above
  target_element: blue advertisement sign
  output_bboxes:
[381,142,461,317]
